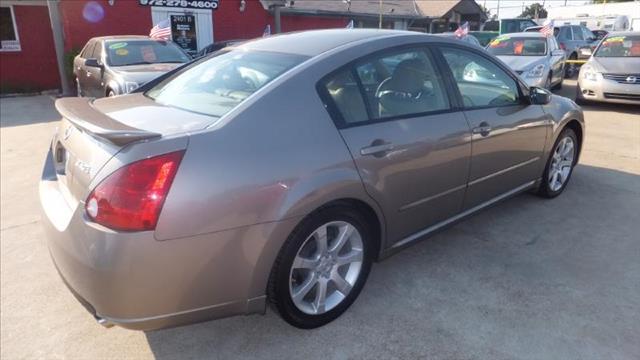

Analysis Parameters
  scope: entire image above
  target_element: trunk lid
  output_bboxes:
[52,95,215,203]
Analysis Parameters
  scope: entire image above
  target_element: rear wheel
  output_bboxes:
[107,89,116,97]
[537,128,578,198]
[268,206,373,328]
[552,75,563,90]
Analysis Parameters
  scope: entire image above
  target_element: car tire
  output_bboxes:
[565,53,577,78]
[552,76,563,90]
[107,90,116,97]
[268,205,373,329]
[537,128,578,198]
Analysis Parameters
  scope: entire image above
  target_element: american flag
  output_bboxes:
[540,19,554,37]
[454,22,469,38]
[150,19,171,40]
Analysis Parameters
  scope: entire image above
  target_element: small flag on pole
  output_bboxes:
[263,24,271,37]
[346,20,354,29]
[454,21,469,38]
[150,18,171,40]
[540,19,554,37]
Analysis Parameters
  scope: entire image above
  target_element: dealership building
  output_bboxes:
[0,0,486,93]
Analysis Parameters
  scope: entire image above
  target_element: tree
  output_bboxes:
[519,3,547,19]
[479,4,491,19]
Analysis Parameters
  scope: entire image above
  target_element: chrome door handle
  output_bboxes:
[360,143,394,156]
[472,123,492,136]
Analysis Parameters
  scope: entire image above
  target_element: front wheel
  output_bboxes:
[537,128,578,198]
[268,206,373,328]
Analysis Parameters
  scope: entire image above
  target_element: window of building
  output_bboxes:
[0,5,20,52]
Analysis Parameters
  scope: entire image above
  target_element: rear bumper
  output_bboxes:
[577,77,640,105]
[39,150,298,330]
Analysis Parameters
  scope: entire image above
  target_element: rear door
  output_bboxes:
[319,46,472,244]
[436,45,549,209]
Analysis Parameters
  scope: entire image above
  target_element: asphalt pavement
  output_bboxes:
[1,80,639,359]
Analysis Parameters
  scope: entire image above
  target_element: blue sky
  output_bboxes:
[480,0,591,18]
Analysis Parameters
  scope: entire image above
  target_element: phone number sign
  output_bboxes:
[139,0,219,10]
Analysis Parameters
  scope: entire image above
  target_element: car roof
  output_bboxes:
[91,35,153,42]
[235,29,432,57]
[606,31,640,36]
[500,32,547,38]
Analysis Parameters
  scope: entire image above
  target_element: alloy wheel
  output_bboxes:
[548,136,575,192]
[289,221,363,315]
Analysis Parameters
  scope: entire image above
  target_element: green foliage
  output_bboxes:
[519,3,548,19]
[64,48,81,83]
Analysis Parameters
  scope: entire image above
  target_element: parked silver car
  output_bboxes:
[74,36,190,98]
[41,30,584,330]
[487,32,566,89]
[577,32,640,104]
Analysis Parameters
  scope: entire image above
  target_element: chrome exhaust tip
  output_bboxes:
[96,316,114,328]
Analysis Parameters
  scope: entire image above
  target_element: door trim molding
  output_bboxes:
[391,180,536,250]
[399,184,466,212]
[468,157,539,187]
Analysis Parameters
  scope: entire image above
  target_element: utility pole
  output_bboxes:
[497,0,500,19]
[47,0,71,96]
[379,0,383,29]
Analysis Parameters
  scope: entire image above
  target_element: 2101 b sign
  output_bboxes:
[138,0,219,9]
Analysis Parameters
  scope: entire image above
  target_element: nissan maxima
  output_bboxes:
[41,29,584,330]
[577,32,640,105]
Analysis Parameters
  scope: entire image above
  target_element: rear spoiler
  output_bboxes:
[55,97,160,146]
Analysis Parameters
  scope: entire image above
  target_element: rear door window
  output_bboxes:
[572,26,584,40]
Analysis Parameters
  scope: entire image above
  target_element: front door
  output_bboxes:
[437,46,549,209]
[151,7,213,54]
[84,41,105,97]
[319,47,472,244]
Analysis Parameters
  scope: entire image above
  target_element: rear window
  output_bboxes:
[146,50,307,117]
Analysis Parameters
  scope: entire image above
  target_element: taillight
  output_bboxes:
[85,151,184,231]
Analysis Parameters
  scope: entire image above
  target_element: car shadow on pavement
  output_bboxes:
[143,164,640,360]
[0,95,60,128]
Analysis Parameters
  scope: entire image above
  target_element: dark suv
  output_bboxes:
[525,25,598,77]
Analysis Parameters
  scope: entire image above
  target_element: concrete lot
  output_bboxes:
[1,80,639,359]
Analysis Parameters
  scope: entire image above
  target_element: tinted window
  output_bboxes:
[81,41,95,58]
[559,27,572,40]
[90,41,102,59]
[322,69,369,125]
[105,40,190,66]
[582,27,595,40]
[572,26,584,40]
[147,50,307,117]
[441,48,520,108]
[354,49,449,119]
[595,35,640,57]
[488,36,547,56]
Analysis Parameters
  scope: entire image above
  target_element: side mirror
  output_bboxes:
[84,58,102,68]
[578,46,593,58]
[551,49,565,57]
[530,87,552,105]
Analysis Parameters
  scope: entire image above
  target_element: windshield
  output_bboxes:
[488,36,547,56]
[595,35,640,57]
[146,50,308,117]
[106,40,191,66]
